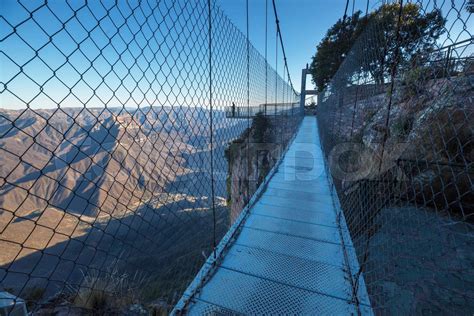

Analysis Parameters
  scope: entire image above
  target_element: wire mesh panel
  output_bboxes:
[316,0,473,314]
[0,0,300,314]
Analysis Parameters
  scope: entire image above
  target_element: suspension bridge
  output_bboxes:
[174,117,372,314]
[0,0,472,315]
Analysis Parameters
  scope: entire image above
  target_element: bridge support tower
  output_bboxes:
[300,64,318,109]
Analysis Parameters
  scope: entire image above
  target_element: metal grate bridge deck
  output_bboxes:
[176,117,372,315]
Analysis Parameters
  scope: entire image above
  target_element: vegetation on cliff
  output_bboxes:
[310,3,445,92]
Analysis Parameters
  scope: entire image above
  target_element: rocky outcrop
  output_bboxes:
[321,73,473,221]
[364,206,474,315]
[318,70,474,315]
[225,113,301,221]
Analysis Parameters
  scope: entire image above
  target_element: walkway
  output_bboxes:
[181,117,372,315]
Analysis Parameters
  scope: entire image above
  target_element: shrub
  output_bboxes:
[392,116,414,139]
[23,287,46,311]
[401,66,431,99]
[251,112,270,143]
[70,265,148,313]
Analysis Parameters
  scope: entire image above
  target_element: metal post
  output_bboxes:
[445,45,451,76]
[300,64,307,111]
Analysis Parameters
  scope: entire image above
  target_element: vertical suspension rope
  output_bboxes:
[207,0,217,259]
[272,0,296,95]
[333,0,352,145]
[275,27,278,116]
[378,0,404,172]
[353,0,405,302]
[246,0,251,204]
[273,0,278,116]
[349,72,362,138]
[283,64,285,114]
[343,0,350,23]
[265,0,268,116]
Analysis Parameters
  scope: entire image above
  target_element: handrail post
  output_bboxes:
[300,64,308,111]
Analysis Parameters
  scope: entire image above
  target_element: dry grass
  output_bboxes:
[69,262,148,314]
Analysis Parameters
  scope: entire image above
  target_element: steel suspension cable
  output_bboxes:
[207,0,217,259]
[353,0,405,298]
[275,27,278,115]
[378,0,404,172]
[343,0,350,23]
[265,0,268,116]
[271,0,296,93]
[246,0,251,203]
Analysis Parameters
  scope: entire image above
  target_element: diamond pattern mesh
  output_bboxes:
[315,1,473,314]
[0,0,301,313]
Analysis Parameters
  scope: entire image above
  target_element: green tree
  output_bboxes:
[467,0,474,13]
[310,3,445,91]
[363,3,445,84]
[310,12,368,92]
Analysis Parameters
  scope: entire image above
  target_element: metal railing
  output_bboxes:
[316,1,473,314]
[0,0,301,314]
[224,102,300,118]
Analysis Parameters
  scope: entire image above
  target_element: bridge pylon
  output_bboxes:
[300,64,318,108]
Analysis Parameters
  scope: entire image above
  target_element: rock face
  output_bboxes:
[321,74,473,220]
[317,69,474,314]
[364,206,474,315]
[225,113,301,222]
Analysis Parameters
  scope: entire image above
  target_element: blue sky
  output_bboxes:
[217,0,373,91]
[218,0,472,91]
[0,0,374,109]
[1,0,471,109]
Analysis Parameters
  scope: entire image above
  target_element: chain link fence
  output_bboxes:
[316,0,473,314]
[0,0,301,314]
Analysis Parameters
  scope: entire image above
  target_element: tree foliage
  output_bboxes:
[467,0,474,13]
[310,12,368,92]
[310,3,446,92]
